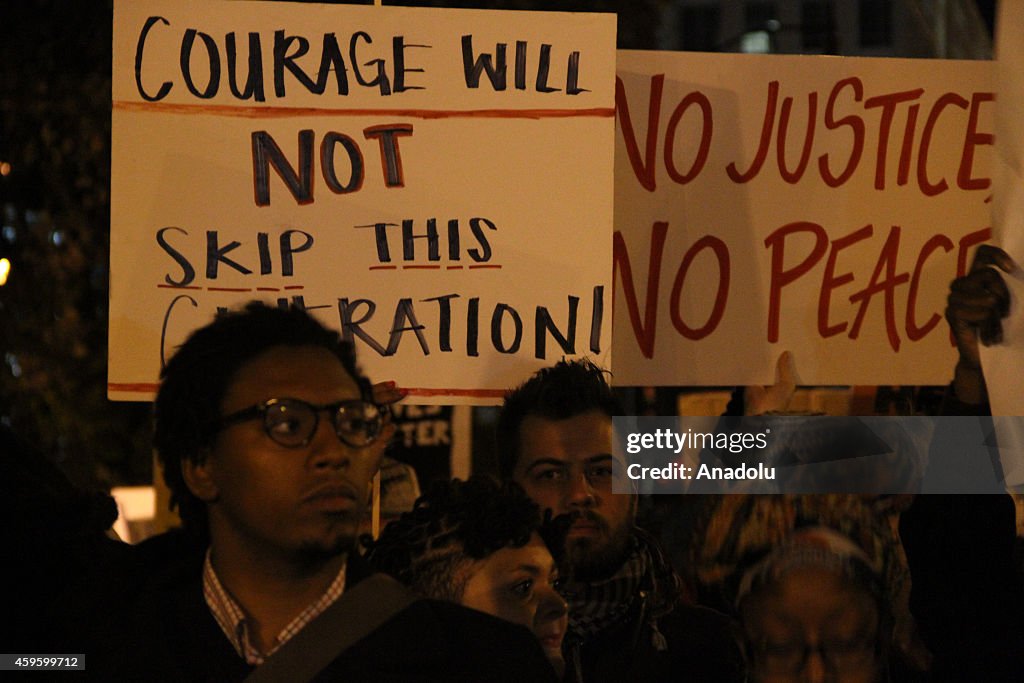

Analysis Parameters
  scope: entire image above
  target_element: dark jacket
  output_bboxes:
[95,532,558,682]
[2,424,133,654]
[563,532,746,683]
[899,386,1024,682]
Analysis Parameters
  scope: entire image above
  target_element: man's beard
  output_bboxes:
[296,534,354,564]
[295,515,359,564]
[563,510,634,583]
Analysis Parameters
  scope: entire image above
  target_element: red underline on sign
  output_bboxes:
[113,101,615,120]
[157,284,306,292]
[108,382,159,393]
[367,264,502,271]
[109,382,507,399]
[404,388,507,398]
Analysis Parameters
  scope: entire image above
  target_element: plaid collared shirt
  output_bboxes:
[202,551,347,666]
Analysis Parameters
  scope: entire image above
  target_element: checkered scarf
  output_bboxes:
[563,535,651,640]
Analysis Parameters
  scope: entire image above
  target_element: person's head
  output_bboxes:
[761,418,929,494]
[154,301,387,561]
[497,359,634,582]
[737,527,888,683]
[364,476,568,672]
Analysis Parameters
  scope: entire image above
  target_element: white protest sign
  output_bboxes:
[612,51,994,386]
[109,0,616,403]
[981,0,1024,488]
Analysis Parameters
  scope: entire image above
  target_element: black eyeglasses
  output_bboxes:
[212,397,386,449]
[753,634,876,675]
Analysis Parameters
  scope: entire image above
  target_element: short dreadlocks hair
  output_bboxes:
[363,476,567,601]
[154,301,370,538]
[496,358,622,480]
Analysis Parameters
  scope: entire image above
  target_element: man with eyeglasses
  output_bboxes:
[736,526,908,683]
[98,302,557,681]
[496,359,745,683]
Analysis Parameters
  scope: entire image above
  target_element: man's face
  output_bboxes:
[512,410,635,582]
[194,345,384,563]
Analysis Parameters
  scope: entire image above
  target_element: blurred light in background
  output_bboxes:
[5,352,22,378]
[111,486,157,543]
[0,257,10,286]
[740,31,772,53]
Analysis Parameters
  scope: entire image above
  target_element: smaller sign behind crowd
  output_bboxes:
[388,404,454,487]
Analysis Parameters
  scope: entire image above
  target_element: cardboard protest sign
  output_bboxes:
[613,51,994,386]
[109,0,616,402]
[981,0,1024,488]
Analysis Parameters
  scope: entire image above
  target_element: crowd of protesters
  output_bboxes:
[3,245,1023,682]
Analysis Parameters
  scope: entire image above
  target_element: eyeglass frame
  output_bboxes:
[750,633,878,675]
[209,397,388,449]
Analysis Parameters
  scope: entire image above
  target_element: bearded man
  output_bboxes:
[498,359,745,683]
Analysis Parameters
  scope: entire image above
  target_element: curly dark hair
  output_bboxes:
[496,358,623,479]
[154,301,370,538]
[363,476,568,601]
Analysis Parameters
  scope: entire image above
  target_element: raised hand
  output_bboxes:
[945,244,1016,403]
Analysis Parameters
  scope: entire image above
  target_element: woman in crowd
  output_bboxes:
[687,493,931,679]
[736,526,924,683]
[364,475,570,677]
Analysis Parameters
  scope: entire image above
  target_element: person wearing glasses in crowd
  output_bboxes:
[736,526,924,683]
[97,302,557,681]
